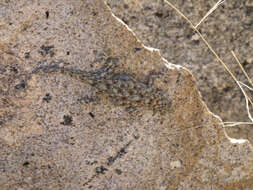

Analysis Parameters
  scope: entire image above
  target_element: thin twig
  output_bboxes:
[231,51,253,107]
[223,122,253,127]
[231,51,253,87]
[195,0,226,28]
[164,0,239,86]
[237,81,253,123]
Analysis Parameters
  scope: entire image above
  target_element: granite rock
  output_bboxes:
[106,0,253,144]
[0,0,252,190]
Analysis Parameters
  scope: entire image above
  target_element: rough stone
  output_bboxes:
[0,0,252,190]
[106,0,253,144]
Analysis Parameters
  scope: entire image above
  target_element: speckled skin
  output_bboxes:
[32,60,171,113]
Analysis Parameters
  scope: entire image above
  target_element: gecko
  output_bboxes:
[31,57,172,113]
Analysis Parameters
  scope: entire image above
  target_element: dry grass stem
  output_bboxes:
[223,122,253,127]
[231,51,253,87]
[164,0,253,127]
[231,51,253,107]
[164,0,239,85]
[195,0,226,28]
[237,81,253,123]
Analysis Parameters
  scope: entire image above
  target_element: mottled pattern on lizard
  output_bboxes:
[32,58,172,113]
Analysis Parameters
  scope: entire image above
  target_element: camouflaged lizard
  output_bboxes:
[32,57,171,113]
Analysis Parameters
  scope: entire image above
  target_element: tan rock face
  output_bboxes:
[0,0,252,190]
[106,0,253,144]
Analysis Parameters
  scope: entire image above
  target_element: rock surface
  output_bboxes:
[105,0,253,143]
[0,0,252,190]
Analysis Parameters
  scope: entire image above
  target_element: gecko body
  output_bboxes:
[32,60,171,113]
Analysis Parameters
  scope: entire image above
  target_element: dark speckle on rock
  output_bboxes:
[95,166,108,174]
[134,47,142,52]
[39,45,54,57]
[107,141,132,166]
[15,81,26,90]
[45,10,49,19]
[115,168,122,175]
[77,96,95,103]
[92,11,97,16]
[43,93,52,103]
[10,66,18,73]
[24,52,30,59]
[23,161,30,167]
[107,156,115,166]
[191,39,200,45]
[154,11,163,18]
[85,160,98,165]
[123,4,129,9]
[122,17,128,25]
[89,112,95,118]
[133,134,140,139]
[60,115,73,125]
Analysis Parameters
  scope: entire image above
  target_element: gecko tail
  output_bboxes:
[31,65,92,82]
[31,64,61,74]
